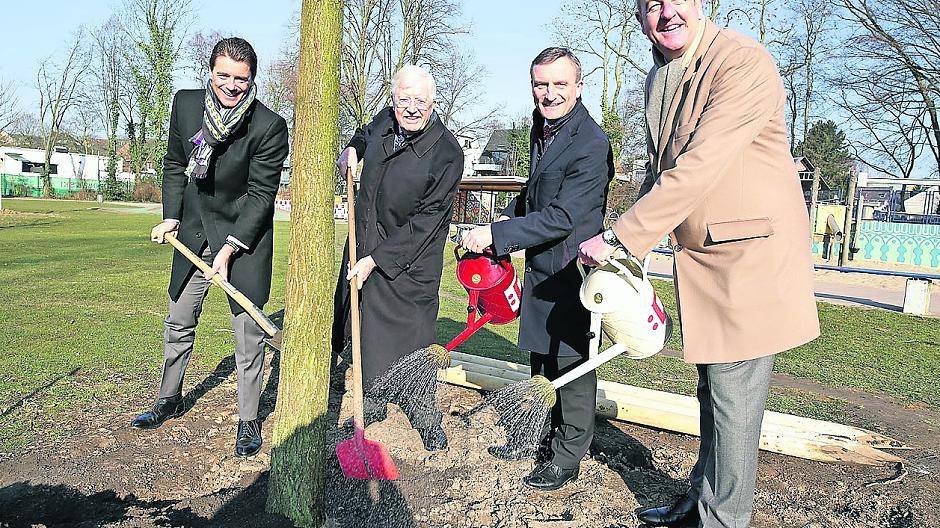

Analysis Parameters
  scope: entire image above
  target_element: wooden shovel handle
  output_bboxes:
[163,231,280,337]
[346,167,366,427]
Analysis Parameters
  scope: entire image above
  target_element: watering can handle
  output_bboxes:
[454,245,496,261]
[607,251,647,282]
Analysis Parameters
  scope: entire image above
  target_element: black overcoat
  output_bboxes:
[162,89,289,313]
[491,101,613,358]
[332,109,464,386]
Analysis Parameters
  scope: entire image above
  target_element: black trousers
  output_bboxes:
[531,352,597,470]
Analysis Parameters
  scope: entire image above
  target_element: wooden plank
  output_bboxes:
[440,357,908,465]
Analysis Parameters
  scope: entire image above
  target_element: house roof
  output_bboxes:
[793,156,816,172]
[482,129,521,154]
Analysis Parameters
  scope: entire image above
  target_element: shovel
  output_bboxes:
[163,232,283,351]
[334,166,400,481]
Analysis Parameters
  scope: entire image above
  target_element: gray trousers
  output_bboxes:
[158,248,266,421]
[688,355,775,528]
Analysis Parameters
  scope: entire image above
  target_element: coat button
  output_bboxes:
[525,266,532,272]
[195,232,202,238]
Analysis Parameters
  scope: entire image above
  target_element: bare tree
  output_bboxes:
[267,0,477,135]
[263,12,301,130]
[772,0,831,149]
[36,32,89,197]
[434,46,503,139]
[835,0,940,177]
[121,0,193,183]
[92,17,125,197]
[341,0,392,126]
[346,0,466,128]
[0,78,20,134]
[551,0,647,166]
[183,29,228,85]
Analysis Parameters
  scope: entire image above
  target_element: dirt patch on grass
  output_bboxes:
[0,354,936,528]
[0,209,60,229]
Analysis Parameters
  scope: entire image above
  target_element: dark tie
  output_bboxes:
[542,123,554,142]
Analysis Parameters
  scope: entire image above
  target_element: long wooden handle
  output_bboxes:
[346,167,365,427]
[163,231,280,337]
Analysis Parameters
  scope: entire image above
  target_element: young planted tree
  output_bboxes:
[265,0,342,525]
[36,32,89,197]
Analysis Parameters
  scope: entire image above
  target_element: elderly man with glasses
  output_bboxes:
[332,65,464,451]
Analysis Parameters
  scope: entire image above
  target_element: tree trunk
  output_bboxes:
[265,0,343,526]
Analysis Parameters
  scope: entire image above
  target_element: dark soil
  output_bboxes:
[1,352,937,528]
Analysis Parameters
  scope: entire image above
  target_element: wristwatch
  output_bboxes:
[601,228,622,248]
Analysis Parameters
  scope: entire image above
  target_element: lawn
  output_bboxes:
[0,198,937,452]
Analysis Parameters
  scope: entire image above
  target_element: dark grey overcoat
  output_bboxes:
[332,108,464,386]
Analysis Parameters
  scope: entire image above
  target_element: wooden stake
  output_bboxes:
[442,353,907,466]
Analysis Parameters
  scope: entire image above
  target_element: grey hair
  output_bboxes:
[390,65,437,102]
[530,47,583,83]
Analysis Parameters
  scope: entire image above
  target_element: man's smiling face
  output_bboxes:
[531,57,583,121]
[637,0,703,61]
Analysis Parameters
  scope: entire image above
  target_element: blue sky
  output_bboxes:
[1,0,630,130]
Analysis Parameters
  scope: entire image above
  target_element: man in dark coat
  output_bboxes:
[333,65,463,451]
[132,38,289,459]
[461,47,613,490]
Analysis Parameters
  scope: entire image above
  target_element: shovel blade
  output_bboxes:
[336,428,400,480]
[263,331,283,352]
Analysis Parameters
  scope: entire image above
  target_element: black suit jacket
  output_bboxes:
[162,89,290,313]
[333,108,463,385]
[491,101,613,357]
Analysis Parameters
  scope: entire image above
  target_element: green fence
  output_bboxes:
[0,173,134,198]
[856,220,940,269]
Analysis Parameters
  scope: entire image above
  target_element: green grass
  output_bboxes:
[0,198,937,452]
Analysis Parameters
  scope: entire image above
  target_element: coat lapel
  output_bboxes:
[654,19,720,171]
[531,102,585,178]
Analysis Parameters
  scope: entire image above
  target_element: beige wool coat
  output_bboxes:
[612,19,820,364]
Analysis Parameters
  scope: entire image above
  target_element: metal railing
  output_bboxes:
[859,188,940,225]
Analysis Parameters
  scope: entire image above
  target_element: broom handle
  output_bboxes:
[551,342,627,390]
[346,166,366,428]
[164,232,280,337]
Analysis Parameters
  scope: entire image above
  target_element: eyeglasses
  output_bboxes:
[393,97,431,111]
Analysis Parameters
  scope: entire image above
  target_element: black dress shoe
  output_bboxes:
[235,419,263,457]
[522,462,579,491]
[131,395,185,429]
[636,496,699,527]
[418,424,448,451]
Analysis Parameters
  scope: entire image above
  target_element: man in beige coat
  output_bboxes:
[579,1,820,526]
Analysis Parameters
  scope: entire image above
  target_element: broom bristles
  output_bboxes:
[529,375,557,408]
[422,344,453,369]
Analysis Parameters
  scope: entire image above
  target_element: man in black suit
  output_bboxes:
[132,37,289,459]
[461,47,613,490]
